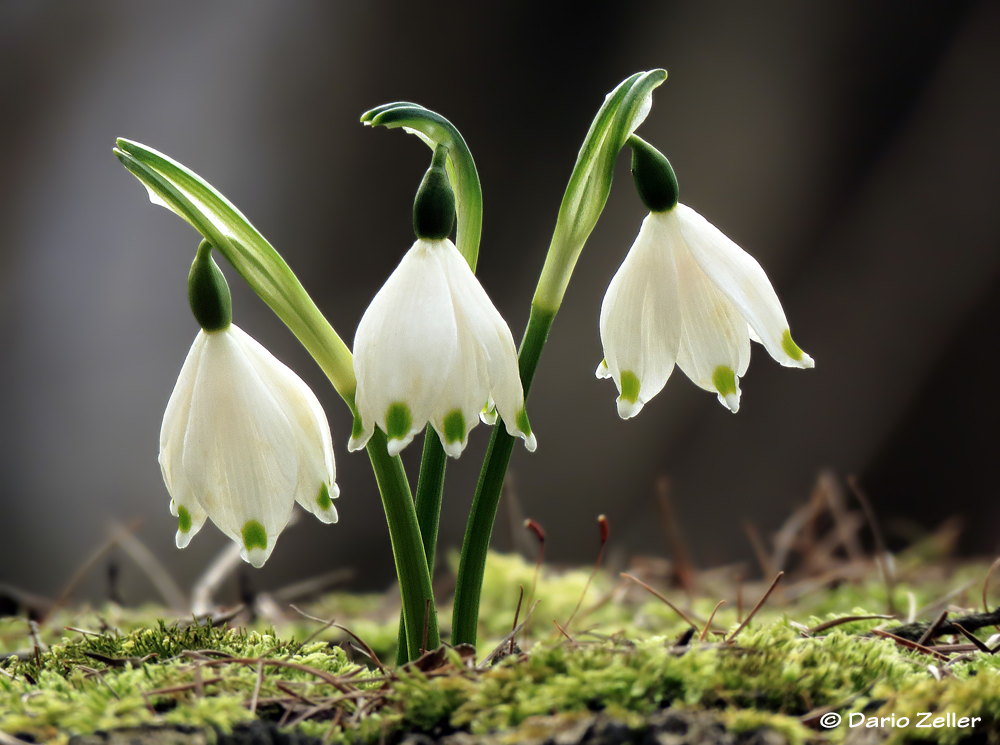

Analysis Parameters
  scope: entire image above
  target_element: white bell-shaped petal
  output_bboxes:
[674,204,814,370]
[159,324,339,567]
[598,207,812,417]
[351,238,533,458]
[598,214,682,418]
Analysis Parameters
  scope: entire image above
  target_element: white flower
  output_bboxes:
[159,324,339,568]
[597,204,814,418]
[349,237,535,458]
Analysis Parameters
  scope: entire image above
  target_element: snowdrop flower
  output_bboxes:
[597,136,814,418]
[349,146,534,458]
[160,242,339,567]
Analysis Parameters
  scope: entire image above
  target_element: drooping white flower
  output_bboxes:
[160,243,338,568]
[349,237,535,458]
[598,204,814,418]
[597,137,813,418]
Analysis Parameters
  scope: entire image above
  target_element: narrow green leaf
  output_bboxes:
[361,104,483,271]
[114,139,356,403]
[533,69,667,311]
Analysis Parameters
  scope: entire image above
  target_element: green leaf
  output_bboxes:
[361,103,483,271]
[113,139,356,403]
[533,69,667,311]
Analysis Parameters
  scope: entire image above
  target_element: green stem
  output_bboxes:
[396,431,448,664]
[451,305,555,647]
[366,429,440,660]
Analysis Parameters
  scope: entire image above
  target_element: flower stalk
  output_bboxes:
[451,70,667,648]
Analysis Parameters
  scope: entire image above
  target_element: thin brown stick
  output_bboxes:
[553,619,575,643]
[46,519,142,621]
[743,522,776,580]
[522,519,545,640]
[805,615,895,635]
[951,623,994,654]
[479,600,540,669]
[193,662,205,698]
[110,522,187,611]
[145,676,223,696]
[620,573,700,630]
[872,629,950,661]
[564,515,609,632]
[699,601,726,642]
[916,610,949,648]
[728,572,784,642]
[510,586,524,655]
[847,477,897,616]
[289,604,339,652]
[249,661,265,714]
[656,477,695,592]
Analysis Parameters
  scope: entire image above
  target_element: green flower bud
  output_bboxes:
[188,240,232,332]
[628,134,679,213]
[413,145,456,240]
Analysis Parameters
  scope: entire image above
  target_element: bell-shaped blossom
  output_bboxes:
[349,237,535,458]
[160,324,339,567]
[598,204,813,418]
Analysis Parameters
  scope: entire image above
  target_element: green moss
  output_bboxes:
[4,553,1000,744]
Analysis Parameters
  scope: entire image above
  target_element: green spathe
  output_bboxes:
[413,145,456,240]
[188,240,232,332]
[628,135,679,213]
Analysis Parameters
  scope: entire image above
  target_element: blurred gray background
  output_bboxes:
[1,0,998,603]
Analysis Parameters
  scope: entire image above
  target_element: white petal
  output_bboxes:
[479,397,498,426]
[232,325,339,524]
[598,212,682,418]
[175,327,299,566]
[438,240,533,451]
[675,203,814,369]
[169,498,208,549]
[353,239,460,455]
[669,217,751,412]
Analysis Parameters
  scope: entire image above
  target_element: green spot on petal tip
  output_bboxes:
[712,366,737,397]
[385,402,413,441]
[516,407,531,436]
[351,412,364,440]
[620,371,640,403]
[242,521,267,552]
[443,409,465,444]
[177,506,192,533]
[317,483,332,510]
[781,329,804,361]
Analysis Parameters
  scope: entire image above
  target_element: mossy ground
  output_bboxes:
[2,550,999,745]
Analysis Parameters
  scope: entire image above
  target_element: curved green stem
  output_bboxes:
[451,306,554,646]
[396,431,448,664]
